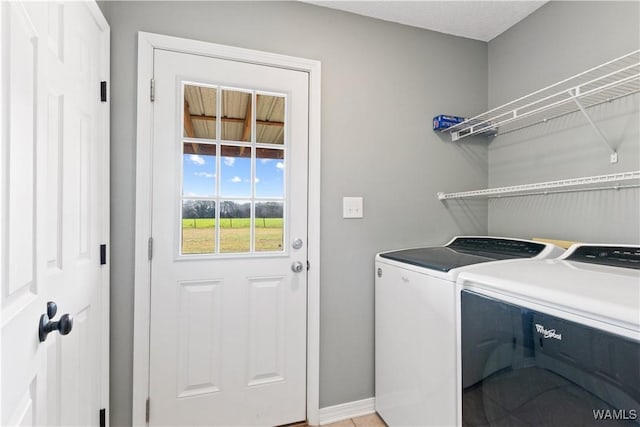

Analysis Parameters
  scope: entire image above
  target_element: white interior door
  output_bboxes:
[148,49,309,426]
[1,2,109,425]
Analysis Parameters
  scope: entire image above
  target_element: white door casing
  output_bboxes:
[1,2,110,426]
[133,33,321,426]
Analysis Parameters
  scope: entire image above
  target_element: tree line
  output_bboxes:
[182,200,283,219]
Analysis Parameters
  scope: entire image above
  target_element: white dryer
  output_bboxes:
[456,244,640,426]
[374,236,564,426]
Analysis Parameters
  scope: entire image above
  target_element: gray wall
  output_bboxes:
[101,2,488,425]
[487,1,640,243]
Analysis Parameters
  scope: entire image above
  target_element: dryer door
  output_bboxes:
[460,291,640,426]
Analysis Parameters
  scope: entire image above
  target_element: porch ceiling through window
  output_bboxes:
[184,86,285,149]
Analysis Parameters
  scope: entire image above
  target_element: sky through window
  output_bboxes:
[183,153,284,198]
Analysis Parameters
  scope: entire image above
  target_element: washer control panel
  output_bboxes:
[565,245,640,270]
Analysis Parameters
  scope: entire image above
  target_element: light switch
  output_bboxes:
[343,197,364,219]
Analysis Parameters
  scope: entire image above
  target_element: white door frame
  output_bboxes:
[132,32,321,426]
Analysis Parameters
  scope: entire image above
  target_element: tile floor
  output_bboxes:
[324,413,387,427]
[281,412,386,427]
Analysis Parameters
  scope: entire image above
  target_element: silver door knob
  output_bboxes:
[291,261,304,273]
[292,238,303,250]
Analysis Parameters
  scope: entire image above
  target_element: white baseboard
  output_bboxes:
[318,397,376,425]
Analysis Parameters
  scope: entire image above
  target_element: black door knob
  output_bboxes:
[39,302,73,342]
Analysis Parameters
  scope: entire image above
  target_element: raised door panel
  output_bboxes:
[247,276,286,387]
[177,280,223,398]
[1,2,46,426]
[46,93,64,272]
[6,1,37,299]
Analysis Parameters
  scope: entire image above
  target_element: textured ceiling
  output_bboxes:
[303,1,548,42]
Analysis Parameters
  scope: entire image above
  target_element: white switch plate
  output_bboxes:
[343,197,364,218]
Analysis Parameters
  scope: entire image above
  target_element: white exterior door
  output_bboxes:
[148,49,309,426]
[1,2,109,426]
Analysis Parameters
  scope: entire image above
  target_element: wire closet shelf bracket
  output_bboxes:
[442,49,640,165]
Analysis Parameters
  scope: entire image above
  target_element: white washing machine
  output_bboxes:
[456,244,640,426]
[374,236,564,427]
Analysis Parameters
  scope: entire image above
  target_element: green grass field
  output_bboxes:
[181,218,283,254]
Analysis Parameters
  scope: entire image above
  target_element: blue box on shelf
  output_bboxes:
[433,115,466,131]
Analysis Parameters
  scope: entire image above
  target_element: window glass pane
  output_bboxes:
[181,200,216,254]
[256,94,285,145]
[180,86,290,257]
[255,148,285,198]
[220,145,251,197]
[219,200,251,253]
[255,202,284,252]
[221,90,251,142]
[183,142,216,197]
[184,84,217,139]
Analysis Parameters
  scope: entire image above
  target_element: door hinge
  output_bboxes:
[100,244,107,265]
[307,260,311,271]
[148,237,153,261]
[145,398,150,423]
[100,81,107,102]
[99,408,106,427]
[150,79,155,102]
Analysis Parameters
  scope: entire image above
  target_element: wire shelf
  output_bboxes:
[444,50,640,141]
[437,171,640,200]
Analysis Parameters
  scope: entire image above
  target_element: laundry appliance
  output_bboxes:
[374,236,564,426]
[456,244,640,426]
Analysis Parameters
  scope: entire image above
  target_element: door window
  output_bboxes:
[181,83,286,255]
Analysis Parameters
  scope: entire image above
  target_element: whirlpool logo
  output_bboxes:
[535,324,562,340]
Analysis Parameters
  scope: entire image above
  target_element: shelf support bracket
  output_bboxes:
[568,89,618,163]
